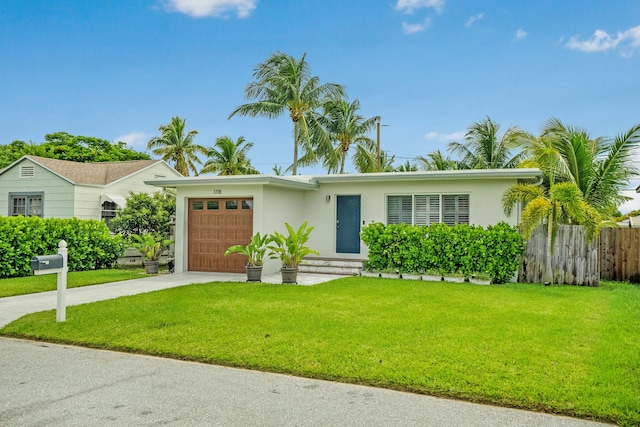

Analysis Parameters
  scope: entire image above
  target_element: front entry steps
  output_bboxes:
[298,258,364,276]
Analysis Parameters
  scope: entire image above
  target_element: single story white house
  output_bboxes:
[0,155,182,222]
[148,168,544,275]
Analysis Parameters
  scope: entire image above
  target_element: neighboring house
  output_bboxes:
[0,156,182,222]
[147,168,544,275]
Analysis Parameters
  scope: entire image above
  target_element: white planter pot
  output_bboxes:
[361,271,381,278]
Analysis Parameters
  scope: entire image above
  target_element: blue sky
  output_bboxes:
[1,1,639,210]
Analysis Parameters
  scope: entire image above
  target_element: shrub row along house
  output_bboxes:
[146,168,543,275]
[0,156,181,222]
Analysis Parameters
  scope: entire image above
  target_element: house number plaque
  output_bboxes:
[213,189,222,195]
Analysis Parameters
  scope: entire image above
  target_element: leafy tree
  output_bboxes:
[415,150,459,171]
[229,51,344,175]
[0,134,149,169]
[448,116,526,169]
[200,136,259,175]
[109,191,176,239]
[272,165,283,175]
[41,132,151,162]
[147,117,206,176]
[311,97,379,174]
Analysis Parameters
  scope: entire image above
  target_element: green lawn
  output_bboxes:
[0,268,160,298]
[1,278,638,426]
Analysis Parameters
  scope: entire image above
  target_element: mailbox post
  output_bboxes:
[30,240,68,322]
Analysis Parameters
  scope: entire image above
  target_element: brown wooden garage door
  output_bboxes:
[188,198,253,272]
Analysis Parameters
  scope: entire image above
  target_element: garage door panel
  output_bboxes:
[188,198,253,273]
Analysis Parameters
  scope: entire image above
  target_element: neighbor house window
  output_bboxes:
[9,193,43,217]
[387,194,468,226]
[101,201,118,225]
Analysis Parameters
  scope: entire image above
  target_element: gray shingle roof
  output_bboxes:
[25,156,160,185]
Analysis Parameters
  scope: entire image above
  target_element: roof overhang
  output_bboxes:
[146,174,320,190]
[100,194,127,209]
[310,168,544,184]
[146,169,544,189]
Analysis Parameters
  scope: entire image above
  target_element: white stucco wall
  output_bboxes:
[301,177,522,260]
[0,159,75,218]
[168,172,527,273]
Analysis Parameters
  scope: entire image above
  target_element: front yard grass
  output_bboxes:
[1,278,638,426]
[0,267,159,298]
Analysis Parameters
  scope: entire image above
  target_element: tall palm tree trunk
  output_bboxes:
[339,147,347,174]
[292,121,299,175]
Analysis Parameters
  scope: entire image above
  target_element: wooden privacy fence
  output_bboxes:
[600,227,640,282]
[520,225,640,286]
[519,225,600,286]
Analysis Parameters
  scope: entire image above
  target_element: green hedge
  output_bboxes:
[360,222,524,284]
[0,216,125,278]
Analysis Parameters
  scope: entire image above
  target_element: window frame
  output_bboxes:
[9,192,44,217]
[386,193,469,226]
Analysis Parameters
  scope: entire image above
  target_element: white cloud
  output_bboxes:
[395,0,445,14]
[114,132,151,149]
[515,28,527,40]
[402,18,431,34]
[565,25,640,55]
[164,0,257,18]
[464,12,484,28]
[424,131,465,141]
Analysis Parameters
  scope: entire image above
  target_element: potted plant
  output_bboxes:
[268,221,319,284]
[130,233,173,274]
[224,233,275,282]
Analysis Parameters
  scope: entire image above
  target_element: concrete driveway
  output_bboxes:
[0,271,346,328]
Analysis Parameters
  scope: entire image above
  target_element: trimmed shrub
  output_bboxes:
[0,216,125,278]
[361,222,524,284]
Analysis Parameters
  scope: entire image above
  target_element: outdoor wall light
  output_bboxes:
[326,195,331,203]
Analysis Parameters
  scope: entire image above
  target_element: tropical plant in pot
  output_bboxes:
[224,232,276,282]
[268,221,319,284]
[130,233,174,274]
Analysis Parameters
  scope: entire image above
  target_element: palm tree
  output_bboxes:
[502,181,600,284]
[200,136,259,176]
[529,118,640,217]
[228,52,345,175]
[312,97,379,174]
[395,160,417,172]
[448,116,526,169]
[415,150,459,171]
[147,117,206,176]
[353,145,395,173]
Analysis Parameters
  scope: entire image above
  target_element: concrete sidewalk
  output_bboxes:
[0,271,346,328]
[0,338,612,427]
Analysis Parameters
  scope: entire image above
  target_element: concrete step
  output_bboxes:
[298,258,364,276]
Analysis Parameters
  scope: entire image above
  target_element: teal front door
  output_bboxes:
[336,195,361,254]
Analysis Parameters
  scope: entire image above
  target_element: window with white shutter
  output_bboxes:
[442,195,469,226]
[388,194,467,226]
